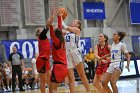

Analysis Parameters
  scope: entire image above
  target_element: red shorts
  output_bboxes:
[51,62,68,83]
[95,63,109,75]
[36,57,51,73]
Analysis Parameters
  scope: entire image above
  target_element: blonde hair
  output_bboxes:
[35,27,43,37]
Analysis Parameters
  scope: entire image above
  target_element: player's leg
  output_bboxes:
[67,53,77,93]
[49,63,68,93]
[110,69,121,93]
[68,68,76,93]
[93,67,106,93]
[72,50,90,92]
[39,73,47,93]
[75,62,90,92]
[102,72,112,93]
[49,82,59,93]
[45,59,51,89]
[36,58,49,93]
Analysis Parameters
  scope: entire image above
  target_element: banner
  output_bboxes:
[83,2,106,20]
[130,1,140,24]
[131,36,140,59]
[2,39,38,59]
[2,38,91,58]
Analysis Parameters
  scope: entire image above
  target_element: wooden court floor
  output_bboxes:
[14,78,140,93]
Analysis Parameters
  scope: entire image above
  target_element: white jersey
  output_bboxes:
[4,67,11,76]
[65,32,80,51]
[111,42,128,62]
[65,32,82,68]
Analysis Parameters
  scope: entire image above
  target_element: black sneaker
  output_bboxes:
[20,89,25,91]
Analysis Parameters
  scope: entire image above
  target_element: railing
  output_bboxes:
[130,0,140,3]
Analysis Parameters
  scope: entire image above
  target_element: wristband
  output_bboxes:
[62,21,68,29]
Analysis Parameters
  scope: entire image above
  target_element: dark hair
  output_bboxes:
[77,20,81,31]
[54,28,64,44]
[103,34,108,43]
[117,31,126,41]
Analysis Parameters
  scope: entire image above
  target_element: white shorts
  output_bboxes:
[67,49,83,69]
[106,61,124,73]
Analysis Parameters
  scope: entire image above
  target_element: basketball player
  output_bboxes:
[49,10,68,93]
[93,34,111,93]
[62,20,90,93]
[35,18,52,93]
[102,32,130,93]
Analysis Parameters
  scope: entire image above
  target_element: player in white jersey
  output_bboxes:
[102,32,130,93]
[62,20,90,93]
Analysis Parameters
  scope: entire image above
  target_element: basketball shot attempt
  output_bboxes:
[58,8,68,20]
[61,8,91,93]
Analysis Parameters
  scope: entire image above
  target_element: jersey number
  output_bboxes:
[66,36,70,42]
[112,54,115,59]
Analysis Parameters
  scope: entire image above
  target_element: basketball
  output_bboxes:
[58,8,68,20]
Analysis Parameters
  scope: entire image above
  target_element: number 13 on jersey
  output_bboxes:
[66,36,70,42]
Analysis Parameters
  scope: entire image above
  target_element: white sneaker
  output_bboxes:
[7,86,11,91]
[3,88,7,91]
[65,84,69,88]
[34,85,38,89]
[75,81,79,86]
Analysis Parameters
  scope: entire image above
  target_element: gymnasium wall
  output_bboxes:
[82,0,140,52]
[0,0,140,53]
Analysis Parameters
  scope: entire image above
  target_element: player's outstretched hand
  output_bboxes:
[46,17,53,27]
[57,9,63,16]
[51,9,57,18]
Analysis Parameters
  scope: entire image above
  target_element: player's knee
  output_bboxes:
[68,76,75,83]
[93,82,99,88]
[102,81,107,87]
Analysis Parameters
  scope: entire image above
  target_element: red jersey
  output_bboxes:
[38,28,50,59]
[50,16,67,65]
[97,43,110,59]
[52,43,67,65]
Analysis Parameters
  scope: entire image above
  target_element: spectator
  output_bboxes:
[4,63,12,91]
[84,48,95,82]
[8,46,25,92]
[0,63,6,92]
[22,68,29,88]
[31,53,39,88]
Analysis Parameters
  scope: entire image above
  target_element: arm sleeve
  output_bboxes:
[39,27,49,40]
[8,54,12,61]
[58,16,62,30]
[50,25,61,47]
[121,43,128,54]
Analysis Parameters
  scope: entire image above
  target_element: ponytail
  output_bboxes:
[117,31,126,41]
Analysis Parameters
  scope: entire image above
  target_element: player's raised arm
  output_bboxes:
[57,9,62,30]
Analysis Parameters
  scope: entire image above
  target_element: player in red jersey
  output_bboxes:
[49,10,68,93]
[93,34,111,93]
[35,19,52,93]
